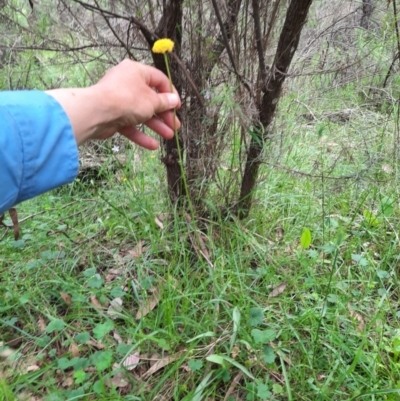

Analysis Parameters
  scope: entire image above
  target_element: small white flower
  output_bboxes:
[112,145,120,153]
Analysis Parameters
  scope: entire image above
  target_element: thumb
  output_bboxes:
[155,92,180,113]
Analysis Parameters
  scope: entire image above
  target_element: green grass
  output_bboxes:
[2,85,400,401]
[2,16,400,398]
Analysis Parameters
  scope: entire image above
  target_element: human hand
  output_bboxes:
[91,59,181,149]
[46,59,181,148]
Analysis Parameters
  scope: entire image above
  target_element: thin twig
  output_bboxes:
[384,0,400,87]
[252,0,267,84]
[0,227,9,242]
[93,0,135,60]
[261,162,385,182]
[169,52,205,108]
[393,0,400,60]
[71,0,156,41]
[293,99,318,121]
[19,200,96,224]
[210,0,238,75]
[223,372,243,401]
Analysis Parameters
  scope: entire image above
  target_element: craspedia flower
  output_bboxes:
[152,38,174,54]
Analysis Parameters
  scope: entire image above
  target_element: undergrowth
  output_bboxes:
[2,73,400,401]
[1,7,400,397]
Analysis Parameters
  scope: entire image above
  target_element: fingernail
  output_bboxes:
[167,93,179,108]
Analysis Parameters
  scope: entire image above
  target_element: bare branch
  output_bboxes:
[252,0,267,84]
[93,0,135,59]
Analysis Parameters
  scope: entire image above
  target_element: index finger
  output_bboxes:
[145,65,176,94]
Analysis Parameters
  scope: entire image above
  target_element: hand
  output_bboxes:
[46,59,181,149]
[91,59,181,149]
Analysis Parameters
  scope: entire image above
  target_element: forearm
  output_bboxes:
[45,86,111,146]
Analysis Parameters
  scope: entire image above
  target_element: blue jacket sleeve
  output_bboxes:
[0,91,79,214]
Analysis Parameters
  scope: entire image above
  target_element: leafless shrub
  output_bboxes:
[0,0,396,217]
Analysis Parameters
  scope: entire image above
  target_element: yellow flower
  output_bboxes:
[152,38,174,54]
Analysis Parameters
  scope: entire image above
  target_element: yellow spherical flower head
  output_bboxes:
[152,38,175,54]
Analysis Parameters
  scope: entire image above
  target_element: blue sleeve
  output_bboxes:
[0,91,79,214]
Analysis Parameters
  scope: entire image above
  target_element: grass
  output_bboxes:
[2,20,400,400]
[2,84,400,401]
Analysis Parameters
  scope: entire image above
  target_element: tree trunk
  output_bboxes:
[360,0,374,30]
[186,0,242,205]
[237,0,314,218]
[140,0,185,203]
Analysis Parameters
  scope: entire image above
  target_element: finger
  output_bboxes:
[156,110,181,131]
[153,92,181,115]
[146,65,175,94]
[145,116,174,140]
[120,126,159,150]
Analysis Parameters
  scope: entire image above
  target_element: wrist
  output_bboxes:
[46,86,111,146]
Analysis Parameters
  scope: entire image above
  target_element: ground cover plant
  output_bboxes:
[2,0,400,400]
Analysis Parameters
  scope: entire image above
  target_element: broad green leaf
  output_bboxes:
[393,337,400,352]
[206,354,255,380]
[19,293,29,304]
[90,351,113,371]
[93,320,114,340]
[247,307,264,327]
[66,388,84,398]
[206,355,226,366]
[87,274,104,289]
[116,343,132,355]
[188,359,203,372]
[36,335,51,348]
[232,307,241,332]
[140,276,155,290]
[257,383,271,400]
[380,197,394,217]
[58,357,74,371]
[352,254,368,267]
[251,329,276,344]
[363,210,379,227]
[110,287,126,298]
[92,380,106,395]
[40,250,66,260]
[83,267,97,277]
[13,240,25,249]
[272,383,284,395]
[318,244,337,253]
[46,319,65,333]
[73,370,87,384]
[377,270,390,279]
[231,307,241,352]
[327,294,338,303]
[324,217,338,229]
[72,357,90,371]
[300,228,312,249]
[263,345,275,364]
[220,369,231,383]
[75,332,90,344]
